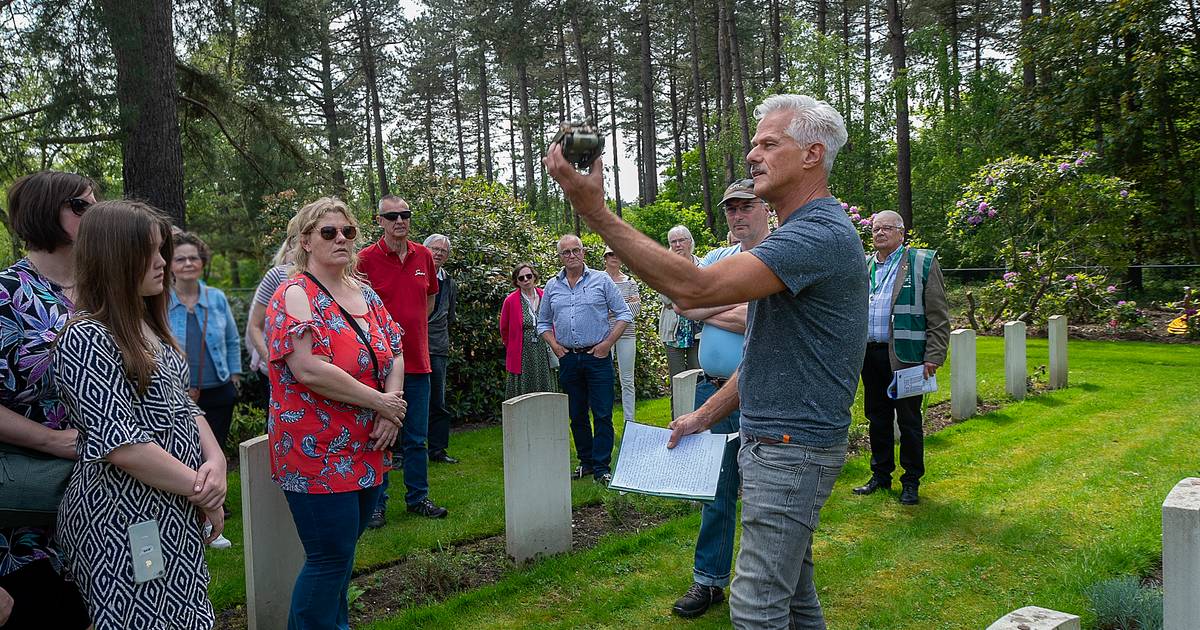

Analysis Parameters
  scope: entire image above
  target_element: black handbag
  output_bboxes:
[0,441,73,529]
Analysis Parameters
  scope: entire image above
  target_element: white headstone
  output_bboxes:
[1004,321,1027,400]
[986,606,1081,630]
[503,392,572,564]
[1163,477,1200,629]
[950,329,977,420]
[240,435,304,630]
[672,369,703,419]
[1048,315,1068,390]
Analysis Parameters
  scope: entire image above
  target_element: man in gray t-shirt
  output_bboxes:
[547,94,867,629]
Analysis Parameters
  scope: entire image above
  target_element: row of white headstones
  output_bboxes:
[235,315,1197,630]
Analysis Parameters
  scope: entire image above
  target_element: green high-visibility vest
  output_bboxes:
[890,247,936,364]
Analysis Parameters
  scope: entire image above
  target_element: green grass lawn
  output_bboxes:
[357,338,1199,629]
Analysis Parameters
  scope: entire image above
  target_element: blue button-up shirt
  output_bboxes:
[536,266,633,348]
[867,246,905,343]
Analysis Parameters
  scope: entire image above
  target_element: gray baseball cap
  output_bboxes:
[720,178,757,205]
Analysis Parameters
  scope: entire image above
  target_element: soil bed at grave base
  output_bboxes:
[212,500,683,629]
[956,308,1199,344]
[847,398,1002,457]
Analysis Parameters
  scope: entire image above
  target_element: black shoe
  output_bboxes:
[430,452,459,464]
[573,465,594,479]
[366,508,386,529]
[595,473,613,487]
[852,477,891,495]
[900,485,920,505]
[407,498,449,519]
[671,582,725,618]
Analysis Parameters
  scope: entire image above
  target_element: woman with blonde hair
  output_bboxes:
[54,200,227,629]
[264,197,406,628]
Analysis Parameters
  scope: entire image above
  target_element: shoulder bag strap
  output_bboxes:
[302,272,382,390]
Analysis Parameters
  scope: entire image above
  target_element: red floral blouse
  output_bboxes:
[265,275,403,494]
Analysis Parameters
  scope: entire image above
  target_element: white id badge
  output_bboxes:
[128,519,165,583]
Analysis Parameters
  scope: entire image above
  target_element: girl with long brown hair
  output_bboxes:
[53,200,226,630]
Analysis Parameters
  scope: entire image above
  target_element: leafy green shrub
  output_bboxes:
[228,403,267,450]
[625,199,717,250]
[1085,575,1162,630]
[1106,300,1149,332]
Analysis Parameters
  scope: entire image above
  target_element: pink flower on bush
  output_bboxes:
[967,215,982,225]
[1109,319,1119,328]
[841,202,849,210]
[1120,190,1129,199]
[1074,157,1085,166]
[1058,163,1070,172]
[1065,274,1077,282]
[987,209,997,217]
[1020,251,1033,258]
[859,218,871,226]
[1003,272,1018,281]
[985,176,994,185]
[977,201,989,212]
[1106,285,1117,293]
[956,200,965,208]
[1117,300,1126,306]
[1005,282,1015,289]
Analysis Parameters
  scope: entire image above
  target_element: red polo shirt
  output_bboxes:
[358,237,439,374]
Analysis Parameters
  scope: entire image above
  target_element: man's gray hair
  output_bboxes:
[378,194,406,212]
[423,233,451,249]
[872,210,905,230]
[667,225,693,242]
[557,233,582,252]
[753,94,848,173]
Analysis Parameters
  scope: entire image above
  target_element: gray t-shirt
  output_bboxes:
[740,196,869,446]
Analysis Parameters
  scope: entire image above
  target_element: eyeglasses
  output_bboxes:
[517,273,535,281]
[379,211,412,221]
[316,225,358,240]
[871,225,903,234]
[724,202,764,215]
[559,247,584,258]
[62,197,91,216]
[668,238,692,246]
[173,255,203,265]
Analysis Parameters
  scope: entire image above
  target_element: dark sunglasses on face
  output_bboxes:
[517,273,535,281]
[379,211,412,221]
[316,225,358,240]
[63,197,91,216]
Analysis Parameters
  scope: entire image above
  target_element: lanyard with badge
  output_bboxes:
[868,248,903,301]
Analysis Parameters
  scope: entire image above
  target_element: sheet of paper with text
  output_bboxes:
[608,421,734,501]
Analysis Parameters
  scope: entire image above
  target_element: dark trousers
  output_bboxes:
[196,380,237,451]
[428,355,451,457]
[558,352,615,478]
[378,372,431,509]
[284,485,383,630]
[862,343,925,487]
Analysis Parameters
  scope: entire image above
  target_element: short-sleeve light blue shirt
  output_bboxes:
[697,245,747,379]
[536,267,633,348]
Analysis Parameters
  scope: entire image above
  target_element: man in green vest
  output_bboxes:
[852,210,950,505]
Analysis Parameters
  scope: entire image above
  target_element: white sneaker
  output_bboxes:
[208,534,232,549]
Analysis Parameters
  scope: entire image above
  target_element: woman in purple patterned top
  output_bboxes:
[0,171,93,628]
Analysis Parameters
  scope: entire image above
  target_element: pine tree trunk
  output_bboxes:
[607,35,623,216]
[689,0,714,232]
[716,0,734,182]
[1038,0,1051,86]
[887,0,913,230]
[816,0,828,97]
[452,44,467,179]
[725,0,751,162]
[317,13,348,196]
[770,0,782,88]
[670,68,683,192]
[517,61,537,206]
[639,0,657,204]
[948,0,960,112]
[508,80,519,195]
[479,46,494,183]
[1020,0,1036,89]
[365,99,377,207]
[863,0,874,209]
[97,0,187,226]
[570,5,594,122]
[358,0,388,196]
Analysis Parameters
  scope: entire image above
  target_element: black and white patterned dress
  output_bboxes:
[53,319,214,630]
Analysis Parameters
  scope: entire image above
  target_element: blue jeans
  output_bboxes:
[692,379,741,587]
[378,372,431,509]
[284,485,383,630]
[558,352,615,477]
[428,355,451,456]
[729,437,846,630]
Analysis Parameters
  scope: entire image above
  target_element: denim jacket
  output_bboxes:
[168,282,243,384]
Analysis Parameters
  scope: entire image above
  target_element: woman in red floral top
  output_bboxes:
[265,197,406,629]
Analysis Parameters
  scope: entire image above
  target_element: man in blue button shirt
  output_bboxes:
[537,234,634,485]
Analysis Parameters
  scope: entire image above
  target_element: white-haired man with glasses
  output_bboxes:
[546,94,866,629]
[851,210,949,506]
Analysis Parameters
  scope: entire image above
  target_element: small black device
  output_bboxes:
[551,121,605,171]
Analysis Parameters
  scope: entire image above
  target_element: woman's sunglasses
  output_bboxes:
[379,210,412,221]
[517,273,535,281]
[317,225,358,240]
[62,197,91,216]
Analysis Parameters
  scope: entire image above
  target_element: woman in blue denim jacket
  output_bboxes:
[167,232,242,463]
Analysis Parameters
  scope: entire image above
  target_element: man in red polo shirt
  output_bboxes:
[360,194,449,523]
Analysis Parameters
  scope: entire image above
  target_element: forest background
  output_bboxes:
[0,0,1196,424]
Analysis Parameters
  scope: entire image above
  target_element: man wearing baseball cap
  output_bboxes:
[670,178,774,618]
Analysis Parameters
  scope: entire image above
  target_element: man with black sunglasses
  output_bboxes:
[359,195,449,524]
